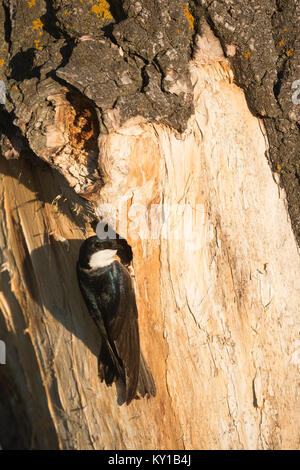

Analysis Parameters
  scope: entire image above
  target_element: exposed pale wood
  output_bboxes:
[0,30,299,450]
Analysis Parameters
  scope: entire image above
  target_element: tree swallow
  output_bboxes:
[77,235,156,404]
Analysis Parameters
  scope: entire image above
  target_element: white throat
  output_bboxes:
[89,249,118,269]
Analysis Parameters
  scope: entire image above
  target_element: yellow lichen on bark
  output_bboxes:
[91,0,113,21]
[32,18,44,30]
[183,4,194,30]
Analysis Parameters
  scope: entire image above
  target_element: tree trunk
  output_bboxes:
[0,0,299,450]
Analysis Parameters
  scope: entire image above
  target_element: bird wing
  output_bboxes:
[76,262,126,384]
[98,262,141,404]
[77,261,142,404]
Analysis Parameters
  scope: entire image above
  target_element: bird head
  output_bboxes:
[78,235,132,269]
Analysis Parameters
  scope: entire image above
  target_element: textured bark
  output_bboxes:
[0,0,299,450]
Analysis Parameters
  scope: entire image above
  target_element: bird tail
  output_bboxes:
[137,352,156,399]
[98,339,125,387]
[98,341,156,403]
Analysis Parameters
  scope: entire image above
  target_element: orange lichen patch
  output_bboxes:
[34,39,43,51]
[0,59,4,67]
[27,0,35,7]
[32,18,44,30]
[183,4,194,30]
[279,39,284,47]
[277,164,281,170]
[286,48,294,57]
[91,0,113,21]
[243,51,251,59]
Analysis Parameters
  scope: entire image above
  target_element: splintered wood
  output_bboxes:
[0,28,299,449]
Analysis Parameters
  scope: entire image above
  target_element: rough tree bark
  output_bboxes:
[0,0,299,450]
